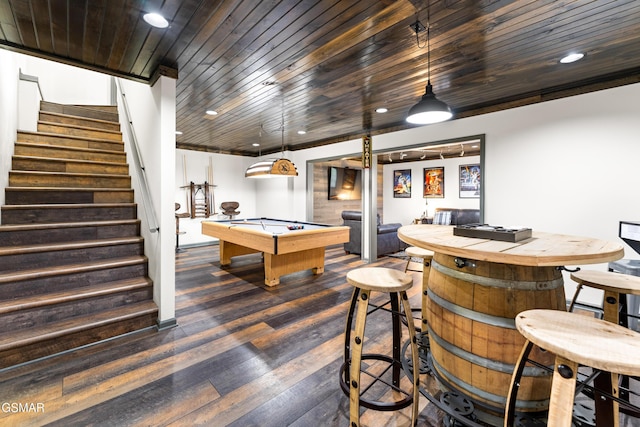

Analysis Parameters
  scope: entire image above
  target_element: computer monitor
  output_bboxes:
[619,221,640,255]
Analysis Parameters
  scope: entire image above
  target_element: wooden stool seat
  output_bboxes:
[405,246,434,258]
[346,267,413,292]
[569,269,640,325]
[404,246,434,273]
[505,309,640,427]
[341,267,419,427]
[571,269,640,296]
[517,309,640,375]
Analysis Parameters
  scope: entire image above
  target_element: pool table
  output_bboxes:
[202,218,350,286]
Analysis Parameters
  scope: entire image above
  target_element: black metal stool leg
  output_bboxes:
[341,287,360,389]
[391,292,402,387]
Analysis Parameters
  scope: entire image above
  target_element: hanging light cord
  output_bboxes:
[413,1,432,81]
[426,2,431,83]
[281,96,285,158]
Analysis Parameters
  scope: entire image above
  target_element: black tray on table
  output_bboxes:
[453,224,532,243]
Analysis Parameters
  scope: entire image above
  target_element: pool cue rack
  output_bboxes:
[181,182,216,218]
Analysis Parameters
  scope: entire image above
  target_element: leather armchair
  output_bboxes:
[341,210,407,257]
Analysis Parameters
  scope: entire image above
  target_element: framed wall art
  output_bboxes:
[393,169,412,198]
[424,167,444,198]
[459,164,481,198]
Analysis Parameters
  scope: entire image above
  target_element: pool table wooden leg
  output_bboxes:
[263,248,326,286]
[219,240,260,265]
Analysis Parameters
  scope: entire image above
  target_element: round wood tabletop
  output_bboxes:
[516,309,640,376]
[398,225,624,267]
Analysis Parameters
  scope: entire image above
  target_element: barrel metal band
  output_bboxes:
[431,259,564,291]
[430,356,550,410]
[428,326,549,377]
[428,290,516,329]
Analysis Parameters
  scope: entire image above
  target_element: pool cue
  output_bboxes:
[230,221,291,227]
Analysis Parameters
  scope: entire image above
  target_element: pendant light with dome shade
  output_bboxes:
[245,97,298,179]
[406,2,453,125]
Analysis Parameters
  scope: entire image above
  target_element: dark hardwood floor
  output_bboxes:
[3,244,637,426]
[0,244,438,426]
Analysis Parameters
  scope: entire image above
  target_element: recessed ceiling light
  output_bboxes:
[376,107,388,113]
[206,110,218,115]
[175,131,183,135]
[297,130,306,135]
[560,52,585,64]
[143,13,169,29]
[252,143,260,147]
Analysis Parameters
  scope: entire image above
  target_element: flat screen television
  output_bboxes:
[328,167,362,200]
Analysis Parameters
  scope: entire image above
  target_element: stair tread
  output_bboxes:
[40,110,120,126]
[2,203,136,209]
[12,154,127,167]
[6,186,133,192]
[0,301,157,351]
[0,219,139,232]
[0,236,143,257]
[10,170,130,178]
[18,130,124,145]
[0,277,153,314]
[38,120,122,136]
[0,255,148,284]
[15,141,126,155]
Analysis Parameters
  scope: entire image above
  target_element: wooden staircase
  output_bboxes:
[0,101,158,369]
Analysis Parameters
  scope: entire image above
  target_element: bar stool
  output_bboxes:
[569,269,640,327]
[504,309,640,427]
[339,267,420,427]
[175,203,190,253]
[569,269,640,422]
[404,246,434,274]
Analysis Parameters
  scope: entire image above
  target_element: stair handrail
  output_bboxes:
[114,78,160,233]
[18,69,44,100]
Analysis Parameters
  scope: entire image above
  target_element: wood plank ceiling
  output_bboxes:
[1,0,639,161]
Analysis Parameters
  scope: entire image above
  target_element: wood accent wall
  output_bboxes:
[312,159,383,225]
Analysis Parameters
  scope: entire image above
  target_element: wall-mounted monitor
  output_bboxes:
[328,167,362,200]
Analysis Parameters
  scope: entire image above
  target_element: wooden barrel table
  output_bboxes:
[398,225,624,425]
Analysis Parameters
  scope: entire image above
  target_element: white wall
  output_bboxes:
[0,50,20,208]
[383,155,481,225]
[174,149,258,246]
[287,84,640,256]
[284,83,640,305]
[117,78,176,325]
[18,57,112,104]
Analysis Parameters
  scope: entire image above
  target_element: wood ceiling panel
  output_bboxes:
[67,0,87,59]
[30,0,53,52]
[82,0,106,64]
[0,0,638,156]
[10,0,37,49]
[93,0,125,68]
[48,0,69,57]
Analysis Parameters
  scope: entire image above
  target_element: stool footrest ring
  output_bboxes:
[339,354,414,411]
